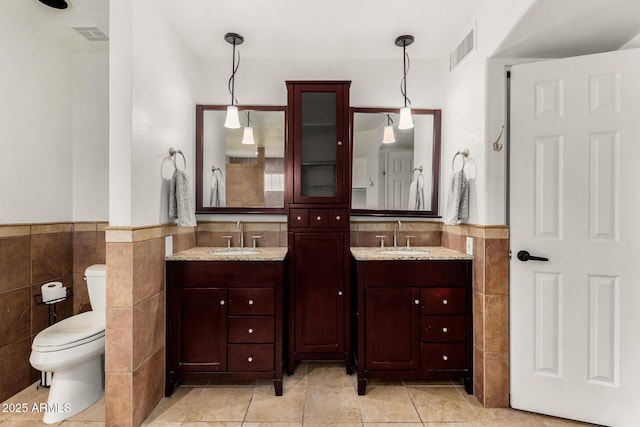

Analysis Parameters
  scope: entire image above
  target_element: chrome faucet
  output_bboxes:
[236,220,244,248]
[393,220,402,248]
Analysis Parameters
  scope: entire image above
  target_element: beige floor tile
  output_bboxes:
[180,422,242,427]
[66,398,104,422]
[406,386,481,423]
[243,423,302,427]
[245,386,305,423]
[477,408,544,424]
[422,423,485,427]
[303,423,362,427]
[0,422,61,426]
[306,363,353,388]
[357,386,420,423]
[59,422,105,426]
[144,387,202,424]
[363,423,423,427]
[183,388,252,422]
[303,386,361,423]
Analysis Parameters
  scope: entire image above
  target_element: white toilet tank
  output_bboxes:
[84,264,106,311]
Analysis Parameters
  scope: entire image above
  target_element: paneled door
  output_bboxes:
[510,49,640,426]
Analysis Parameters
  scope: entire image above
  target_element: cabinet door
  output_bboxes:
[365,287,420,370]
[171,288,227,372]
[293,232,345,353]
[289,82,349,204]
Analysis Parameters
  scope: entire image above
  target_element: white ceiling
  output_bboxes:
[6,0,639,59]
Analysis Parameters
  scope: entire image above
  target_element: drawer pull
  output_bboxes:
[248,328,254,334]
[442,327,448,333]
[296,216,302,221]
[220,300,225,305]
[247,356,253,363]
[442,299,448,305]
[414,299,420,305]
[442,355,448,361]
[337,141,343,146]
[248,299,254,305]
[335,215,341,220]
[316,216,322,221]
[338,290,343,296]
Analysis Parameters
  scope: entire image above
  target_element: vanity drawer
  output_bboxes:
[420,288,466,315]
[421,316,467,342]
[290,209,309,227]
[228,344,274,371]
[228,316,274,343]
[228,288,274,315]
[421,343,467,370]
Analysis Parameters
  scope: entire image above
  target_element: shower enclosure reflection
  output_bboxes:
[351,108,441,216]
[196,105,286,213]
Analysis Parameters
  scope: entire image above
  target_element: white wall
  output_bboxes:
[73,53,109,222]
[0,5,73,223]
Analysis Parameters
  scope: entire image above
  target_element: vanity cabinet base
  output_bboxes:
[353,258,473,396]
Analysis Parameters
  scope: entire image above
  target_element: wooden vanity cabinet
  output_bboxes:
[286,81,353,374]
[166,260,285,396]
[353,259,473,395]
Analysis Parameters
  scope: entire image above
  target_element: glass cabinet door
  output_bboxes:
[289,82,349,204]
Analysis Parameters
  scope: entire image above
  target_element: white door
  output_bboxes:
[510,49,640,427]
[384,150,413,209]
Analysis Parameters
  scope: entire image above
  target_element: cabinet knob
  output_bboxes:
[248,328,254,334]
[442,299,448,305]
[247,356,253,363]
[296,216,302,221]
[219,300,225,305]
[316,216,322,221]
[338,290,343,296]
[442,327,448,333]
[248,299,254,305]
[335,215,341,220]
[337,141,343,146]
[414,299,420,305]
[442,355,448,361]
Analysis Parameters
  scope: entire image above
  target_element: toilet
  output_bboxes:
[30,264,106,424]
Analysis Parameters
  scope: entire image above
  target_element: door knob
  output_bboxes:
[517,250,549,262]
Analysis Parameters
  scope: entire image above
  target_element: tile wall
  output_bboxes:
[0,222,106,403]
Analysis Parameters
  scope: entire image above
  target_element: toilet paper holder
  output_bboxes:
[34,286,73,326]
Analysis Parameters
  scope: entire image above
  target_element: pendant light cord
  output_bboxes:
[400,46,411,107]
[228,42,241,106]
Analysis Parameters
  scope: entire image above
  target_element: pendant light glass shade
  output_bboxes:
[241,126,255,145]
[398,106,414,130]
[382,125,396,143]
[224,106,241,128]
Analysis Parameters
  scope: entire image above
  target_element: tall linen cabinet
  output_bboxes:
[285,81,353,374]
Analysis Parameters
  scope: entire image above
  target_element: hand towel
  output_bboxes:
[209,172,226,207]
[444,170,469,225]
[408,172,425,210]
[169,169,197,227]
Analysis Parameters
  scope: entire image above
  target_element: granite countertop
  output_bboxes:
[166,247,288,262]
[350,246,472,261]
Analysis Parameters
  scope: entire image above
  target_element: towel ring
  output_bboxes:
[452,149,469,172]
[169,147,187,170]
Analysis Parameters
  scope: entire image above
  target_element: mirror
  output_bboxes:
[350,108,441,216]
[196,105,286,213]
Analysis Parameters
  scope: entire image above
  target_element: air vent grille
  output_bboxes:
[450,28,474,71]
[70,25,109,42]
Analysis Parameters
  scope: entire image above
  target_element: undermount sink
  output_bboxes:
[379,249,429,256]
[210,248,259,256]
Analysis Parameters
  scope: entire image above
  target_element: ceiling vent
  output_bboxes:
[449,27,475,71]
[69,24,109,42]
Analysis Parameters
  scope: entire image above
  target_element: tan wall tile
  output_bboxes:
[0,337,32,402]
[106,243,133,308]
[473,291,484,352]
[0,225,30,238]
[74,223,98,232]
[483,351,509,408]
[132,292,165,370]
[106,307,133,373]
[473,345,485,405]
[31,232,73,284]
[484,295,509,353]
[472,237,486,294]
[74,231,98,275]
[0,287,30,348]
[132,238,165,305]
[31,223,73,234]
[485,239,509,296]
[0,235,31,294]
[132,348,164,427]
[106,373,132,427]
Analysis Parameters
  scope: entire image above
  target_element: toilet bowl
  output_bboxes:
[30,264,106,424]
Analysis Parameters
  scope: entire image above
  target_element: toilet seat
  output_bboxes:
[33,311,105,352]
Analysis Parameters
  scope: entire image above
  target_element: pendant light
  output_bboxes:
[241,111,255,145]
[224,32,244,129]
[395,35,414,129]
[382,114,396,144]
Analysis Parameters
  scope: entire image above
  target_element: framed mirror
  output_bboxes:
[195,105,287,213]
[350,107,441,217]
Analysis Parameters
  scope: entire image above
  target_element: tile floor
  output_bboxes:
[1,362,600,426]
